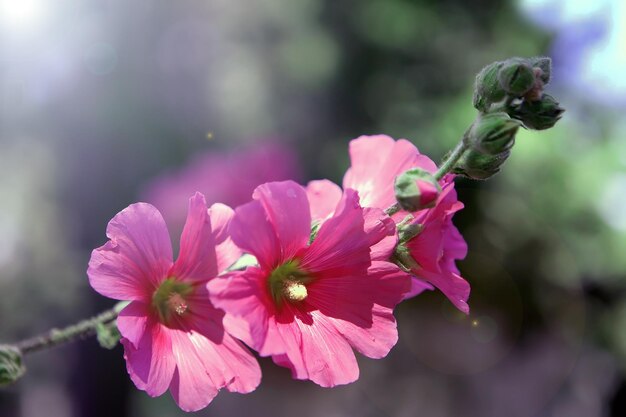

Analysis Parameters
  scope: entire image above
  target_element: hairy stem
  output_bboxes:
[15,307,121,355]
[434,140,467,181]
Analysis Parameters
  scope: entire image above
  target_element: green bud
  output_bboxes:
[453,148,511,180]
[473,61,506,112]
[96,321,121,350]
[512,94,564,130]
[498,60,535,96]
[394,168,441,212]
[467,112,521,155]
[529,56,551,84]
[392,242,420,272]
[0,345,25,386]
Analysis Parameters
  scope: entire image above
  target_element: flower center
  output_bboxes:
[282,279,308,302]
[268,260,311,306]
[152,278,193,324]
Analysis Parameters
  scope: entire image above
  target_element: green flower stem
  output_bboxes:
[384,203,401,216]
[434,139,468,181]
[15,304,124,355]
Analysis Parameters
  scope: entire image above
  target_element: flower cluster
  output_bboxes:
[87,135,468,411]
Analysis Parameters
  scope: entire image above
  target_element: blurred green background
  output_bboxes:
[1,0,625,416]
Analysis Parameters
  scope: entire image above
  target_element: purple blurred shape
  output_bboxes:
[141,140,301,234]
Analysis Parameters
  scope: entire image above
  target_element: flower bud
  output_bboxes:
[467,112,521,155]
[0,345,25,386]
[394,168,441,211]
[453,148,511,180]
[512,94,564,130]
[96,322,121,350]
[498,60,535,96]
[473,61,506,112]
[529,56,551,84]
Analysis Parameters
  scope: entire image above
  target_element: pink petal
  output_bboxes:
[168,329,220,412]
[300,262,410,362]
[169,193,218,282]
[208,269,272,352]
[229,199,280,269]
[122,320,176,397]
[168,290,261,410]
[117,301,150,349]
[306,179,342,223]
[363,207,397,261]
[208,203,242,273]
[252,181,311,261]
[306,261,409,334]
[302,189,392,276]
[406,217,445,272]
[88,203,173,301]
[343,135,438,210]
[414,268,470,314]
[403,277,435,299]
[282,309,360,387]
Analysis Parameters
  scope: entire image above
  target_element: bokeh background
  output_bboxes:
[1,0,626,416]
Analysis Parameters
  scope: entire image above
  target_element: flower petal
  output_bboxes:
[88,203,173,301]
[122,320,176,397]
[279,309,360,387]
[343,135,438,209]
[168,329,220,412]
[208,269,273,353]
[302,189,392,276]
[117,301,150,349]
[170,193,218,282]
[306,179,342,223]
[208,203,242,273]
[305,261,410,358]
[363,207,397,261]
[414,268,470,314]
[252,181,311,261]
[403,277,435,299]
[229,199,280,269]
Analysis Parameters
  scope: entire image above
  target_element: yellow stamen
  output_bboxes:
[282,279,308,302]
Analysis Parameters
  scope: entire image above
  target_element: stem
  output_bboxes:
[384,203,401,216]
[15,307,119,355]
[434,140,467,181]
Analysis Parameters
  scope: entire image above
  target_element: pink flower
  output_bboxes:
[306,135,470,313]
[209,181,410,387]
[141,142,301,236]
[87,193,261,411]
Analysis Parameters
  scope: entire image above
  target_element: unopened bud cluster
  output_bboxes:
[455,57,564,179]
[0,345,25,386]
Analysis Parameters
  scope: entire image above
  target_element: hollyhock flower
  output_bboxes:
[209,181,410,387]
[141,141,300,235]
[87,193,261,411]
[306,135,470,313]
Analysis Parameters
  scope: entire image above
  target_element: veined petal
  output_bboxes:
[122,320,176,397]
[363,207,397,261]
[230,199,280,269]
[170,193,218,282]
[169,329,220,412]
[284,309,359,387]
[252,181,311,261]
[208,203,242,273]
[208,269,272,351]
[343,135,438,209]
[302,189,389,276]
[306,179,342,223]
[414,268,470,314]
[88,203,173,301]
[117,301,150,349]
